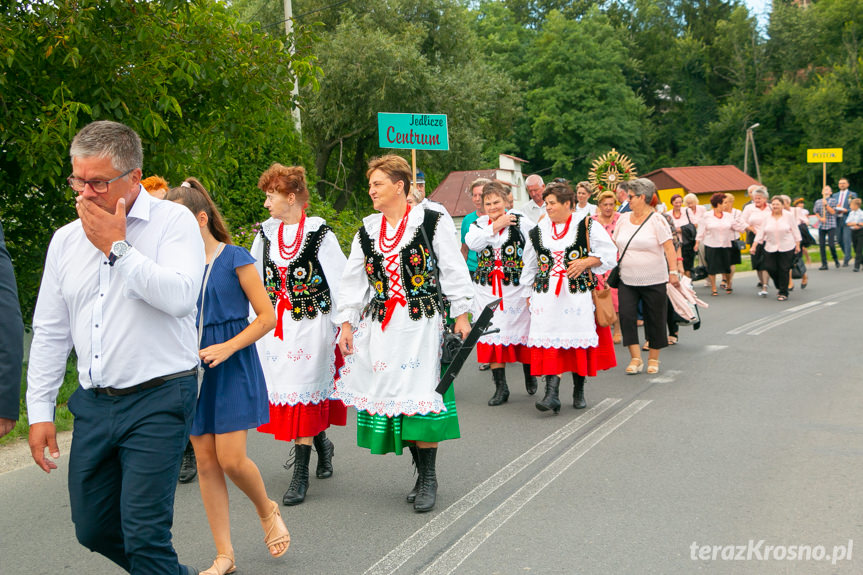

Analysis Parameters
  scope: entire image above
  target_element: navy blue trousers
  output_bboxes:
[67,375,197,574]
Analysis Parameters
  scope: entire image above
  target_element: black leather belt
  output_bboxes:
[93,368,198,397]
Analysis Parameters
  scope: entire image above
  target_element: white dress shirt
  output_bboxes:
[26,188,205,424]
[518,199,546,224]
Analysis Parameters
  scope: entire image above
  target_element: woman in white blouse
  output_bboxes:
[694,193,746,296]
[574,181,597,220]
[612,179,680,375]
[752,197,801,301]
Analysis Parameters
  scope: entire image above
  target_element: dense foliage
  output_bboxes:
[3,0,863,320]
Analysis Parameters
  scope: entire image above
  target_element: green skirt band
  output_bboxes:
[356,384,459,455]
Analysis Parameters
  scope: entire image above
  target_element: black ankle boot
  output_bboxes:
[413,447,438,513]
[572,373,586,409]
[488,368,510,406]
[282,444,311,506]
[178,441,197,484]
[406,443,421,503]
[535,375,561,414]
[523,363,538,395]
[313,431,335,479]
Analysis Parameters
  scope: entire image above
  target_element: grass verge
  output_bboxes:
[0,354,78,447]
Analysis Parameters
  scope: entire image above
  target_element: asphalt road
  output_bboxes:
[2,269,861,574]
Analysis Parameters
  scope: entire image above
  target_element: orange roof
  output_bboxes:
[643,165,759,195]
[428,169,497,217]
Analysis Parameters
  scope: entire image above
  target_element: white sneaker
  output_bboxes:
[758,290,768,297]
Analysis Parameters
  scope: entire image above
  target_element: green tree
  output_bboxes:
[0,0,320,318]
[520,8,649,177]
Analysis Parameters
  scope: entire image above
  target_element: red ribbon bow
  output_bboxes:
[274,267,293,340]
[490,261,505,310]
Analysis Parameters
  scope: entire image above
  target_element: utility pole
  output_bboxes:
[744,123,761,183]
[284,0,302,134]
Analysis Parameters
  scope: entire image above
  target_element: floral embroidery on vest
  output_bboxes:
[473,215,526,287]
[358,210,443,324]
[261,225,334,321]
[529,217,596,295]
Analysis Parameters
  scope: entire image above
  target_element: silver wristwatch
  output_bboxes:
[108,240,132,266]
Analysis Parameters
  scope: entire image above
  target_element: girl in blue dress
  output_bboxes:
[167,179,290,575]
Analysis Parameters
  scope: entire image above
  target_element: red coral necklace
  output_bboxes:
[378,205,411,252]
[278,211,306,260]
[551,214,572,240]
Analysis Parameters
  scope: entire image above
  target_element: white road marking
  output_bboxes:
[649,369,682,384]
[727,286,863,336]
[703,345,729,352]
[363,398,621,575]
[420,400,652,575]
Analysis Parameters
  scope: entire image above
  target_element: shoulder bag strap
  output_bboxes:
[617,211,653,265]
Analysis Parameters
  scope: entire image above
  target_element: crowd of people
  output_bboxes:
[9,120,859,575]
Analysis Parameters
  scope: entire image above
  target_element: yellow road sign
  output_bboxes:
[807,148,843,163]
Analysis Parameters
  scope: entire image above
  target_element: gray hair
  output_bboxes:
[525,174,544,187]
[470,177,493,191]
[683,193,699,205]
[618,178,656,203]
[70,121,143,173]
[748,184,768,199]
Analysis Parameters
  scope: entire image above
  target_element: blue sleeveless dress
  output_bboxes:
[191,244,269,435]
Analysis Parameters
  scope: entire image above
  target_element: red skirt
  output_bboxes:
[257,399,347,443]
[476,342,531,364]
[529,326,617,376]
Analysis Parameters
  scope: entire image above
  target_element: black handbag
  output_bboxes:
[791,252,807,279]
[691,265,708,281]
[750,243,765,269]
[679,210,697,245]
[731,239,746,251]
[798,222,815,247]
[608,212,654,289]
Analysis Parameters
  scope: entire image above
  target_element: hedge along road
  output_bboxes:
[1,269,861,574]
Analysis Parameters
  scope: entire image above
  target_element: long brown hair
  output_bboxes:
[165,177,233,244]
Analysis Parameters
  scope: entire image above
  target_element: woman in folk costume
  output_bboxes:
[251,164,347,506]
[464,181,537,406]
[521,181,618,414]
[335,154,473,513]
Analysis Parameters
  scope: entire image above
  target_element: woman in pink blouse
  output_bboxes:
[791,197,812,288]
[694,193,746,296]
[591,190,622,343]
[753,197,802,301]
[612,179,680,375]
[742,186,772,294]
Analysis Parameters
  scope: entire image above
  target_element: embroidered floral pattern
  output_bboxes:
[330,388,447,417]
[358,211,443,323]
[529,218,596,295]
[474,216,526,286]
[260,224,334,320]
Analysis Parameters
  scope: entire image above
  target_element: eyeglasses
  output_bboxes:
[67,168,134,193]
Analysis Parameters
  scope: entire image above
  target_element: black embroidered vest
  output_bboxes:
[528,216,596,294]
[261,225,334,320]
[473,215,526,286]
[358,210,443,323]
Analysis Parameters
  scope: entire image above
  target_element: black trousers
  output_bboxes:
[853,228,863,269]
[763,249,795,297]
[67,375,197,574]
[819,228,839,265]
[619,282,668,349]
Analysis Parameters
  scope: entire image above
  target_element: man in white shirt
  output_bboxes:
[519,174,546,223]
[27,121,205,575]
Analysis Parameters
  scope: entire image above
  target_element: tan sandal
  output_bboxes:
[201,554,236,575]
[625,358,643,375]
[260,500,291,558]
[647,359,660,374]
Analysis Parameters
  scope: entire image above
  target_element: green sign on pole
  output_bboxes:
[377,113,449,151]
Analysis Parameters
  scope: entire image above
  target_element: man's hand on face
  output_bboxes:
[76,196,127,256]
